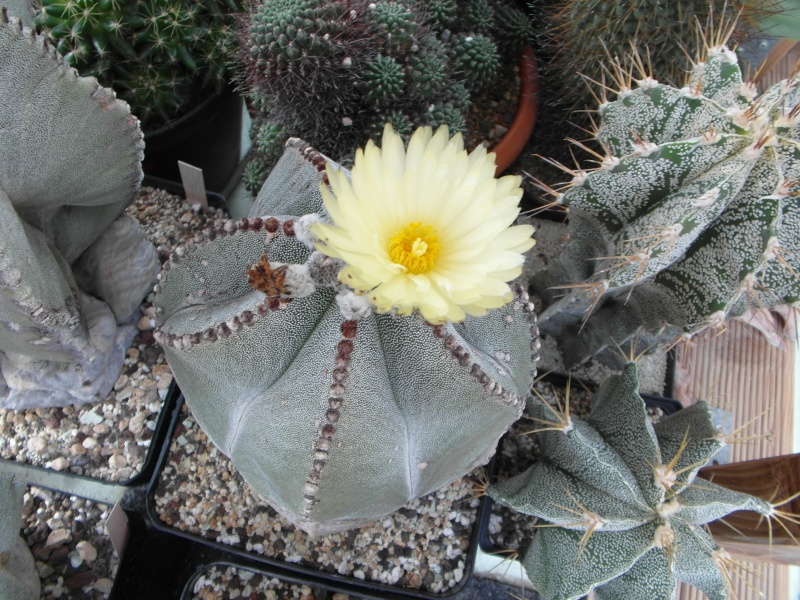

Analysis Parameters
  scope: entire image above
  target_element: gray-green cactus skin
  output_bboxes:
[0,474,39,600]
[154,140,540,535]
[239,0,530,193]
[0,8,158,408]
[532,45,800,367]
[489,362,773,600]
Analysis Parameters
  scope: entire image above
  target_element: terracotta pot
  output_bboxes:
[492,44,539,176]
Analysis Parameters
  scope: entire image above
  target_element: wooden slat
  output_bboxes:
[673,319,795,600]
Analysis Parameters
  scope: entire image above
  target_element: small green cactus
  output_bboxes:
[154,126,538,534]
[531,44,800,367]
[238,0,531,192]
[33,0,244,127]
[0,7,158,408]
[489,362,781,600]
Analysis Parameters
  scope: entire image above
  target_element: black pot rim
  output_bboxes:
[144,393,489,600]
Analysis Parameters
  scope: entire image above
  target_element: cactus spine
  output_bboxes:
[489,362,777,600]
[531,44,800,367]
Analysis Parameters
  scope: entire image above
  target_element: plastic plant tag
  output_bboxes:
[178,161,208,211]
[105,500,129,558]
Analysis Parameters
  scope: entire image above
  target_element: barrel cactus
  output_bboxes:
[238,0,531,193]
[0,474,39,600]
[488,362,782,600]
[531,43,800,367]
[154,125,538,534]
[0,7,158,408]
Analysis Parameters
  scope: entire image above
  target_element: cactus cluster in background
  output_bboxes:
[542,0,767,113]
[489,362,779,600]
[153,127,539,535]
[32,0,244,127]
[0,7,158,408]
[530,43,800,367]
[238,0,532,194]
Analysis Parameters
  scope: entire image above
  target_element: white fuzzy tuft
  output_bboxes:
[336,289,374,321]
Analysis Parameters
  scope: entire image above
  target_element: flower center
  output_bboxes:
[388,222,441,274]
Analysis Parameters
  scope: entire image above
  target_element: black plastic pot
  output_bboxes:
[142,87,243,194]
[109,394,492,600]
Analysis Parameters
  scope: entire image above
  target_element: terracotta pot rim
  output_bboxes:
[492,44,539,176]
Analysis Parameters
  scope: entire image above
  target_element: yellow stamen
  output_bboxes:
[388,222,441,274]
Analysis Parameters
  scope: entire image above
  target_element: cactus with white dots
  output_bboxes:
[153,140,539,535]
[489,361,776,600]
[531,45,800,367]
[0,7,158,408]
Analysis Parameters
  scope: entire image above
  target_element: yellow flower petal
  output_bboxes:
[312,125,533,323]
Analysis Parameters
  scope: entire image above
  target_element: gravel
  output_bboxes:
[20,486,117,599]
[0,187,228,482]
[189,566,358,600]
[154,404,481,596]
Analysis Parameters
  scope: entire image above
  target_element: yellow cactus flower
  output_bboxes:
[311,125,535,323]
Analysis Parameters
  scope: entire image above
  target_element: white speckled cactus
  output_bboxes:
[532,44,800,367]
[0,474,39,600]
[0,7,158,408]
[489,362,776,600]
[154,131,539,535]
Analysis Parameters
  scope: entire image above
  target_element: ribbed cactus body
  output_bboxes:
[546,0,764,112]
[155,141,539,534]
[0,8,157,408]
[533,46,800,366]
[489,362,772,600]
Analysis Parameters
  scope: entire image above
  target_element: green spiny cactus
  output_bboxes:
[424,101,468,134]
[368,0,418,51]
[362,54,406,105]
[238,0,530,192]
[33,0,243,127]
[153,126,538,534]
[253,120,288,158]
[449,32,500,88]
[462,0,494,33]
[488,362,779,600]
[369,110,414,141]
[544,0,767,112]
[426,0,458,28]
[0,8,158,408]
[0,474,38,600]
[531,44,800,367]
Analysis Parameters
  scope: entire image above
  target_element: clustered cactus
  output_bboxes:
[32,0,243,127]
[531,43,800,367]
[153,131,539,535]
[238,0,532,193]
[0,6,158,408]
[489,362,781,600]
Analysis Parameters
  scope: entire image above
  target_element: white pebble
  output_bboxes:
[109,454,128,469]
